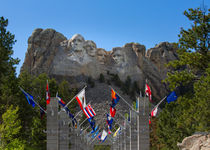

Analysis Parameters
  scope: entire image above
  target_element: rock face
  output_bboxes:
[21,28,178,100]
[177,133,210,150]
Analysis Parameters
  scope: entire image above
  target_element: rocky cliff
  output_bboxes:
[21,28,178,101]
[177,133,210,150]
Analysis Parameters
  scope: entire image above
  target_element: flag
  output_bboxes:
[56,93,77,127]
[106,114,113,132]
[90,125,98,134]
[46,81,50,105]
[88,117,96,131]
[136,98,139,111]
[167,91,178,103]
[111,89,120,108]
[76,89,86,110]
[101,130,108,142]
[22,91,36,108]
[92,129,100,138]
[106,114,113,126]
[98,130,108,142]
[56,94,66,107]
[68,111,77,127]
[149,119,151,125]
[110,107,116,118]
[113,127,121,137]
[84,104,96,119]
[145,83,152,102]
[151,107,158,117]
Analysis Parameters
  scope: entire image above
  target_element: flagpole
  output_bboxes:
[89,134,98,145]
[109,86,137,113]
[116,111,131,126]
[58,86,88,113]
[19,87,47,113]
[155,96,167,108]
[79,118,88,127]
[64,85,87,108]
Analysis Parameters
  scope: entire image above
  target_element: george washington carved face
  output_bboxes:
[68,34,85,52]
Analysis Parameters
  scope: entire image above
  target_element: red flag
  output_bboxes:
[75,89,86,110]
[46,81,50,105]
[145,83,152,102]
[149,119,151,125]
[110,107,116,118]
[151,107,158,117]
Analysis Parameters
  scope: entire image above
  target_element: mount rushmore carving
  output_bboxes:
[21,28,178,100]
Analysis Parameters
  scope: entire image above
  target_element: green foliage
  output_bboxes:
[0,16,19,82]
[150,117,163,150]
[87,76,95,88]
[0,16,19,118]
[157,7,210,149]
[111,74,122,87]
[99,73,105,83]
[164,8,210,90]
[94,145,111,150]
[0,105,25,150]
[121,76,131,94]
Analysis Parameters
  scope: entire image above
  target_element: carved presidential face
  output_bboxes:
[68,34,85,52]
[84,40,97,57]
[111,48,125,64]
[97,49,107,64]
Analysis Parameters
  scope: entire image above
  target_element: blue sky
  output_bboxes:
[1,0,209,75]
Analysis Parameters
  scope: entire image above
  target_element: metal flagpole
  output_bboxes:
[64,85,87,109]
[79,118,88,127]
[109,86,137,113]
[19,87,47,113]
[154,96,167,108]
[116,111,131,126]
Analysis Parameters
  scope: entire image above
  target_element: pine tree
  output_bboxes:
[0,105,25,150]
[156,7,210,149]
[0,16,19,115]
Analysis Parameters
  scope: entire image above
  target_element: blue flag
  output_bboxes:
[88,117,96,131]
[22,91,35,108]
[167,91,178,103]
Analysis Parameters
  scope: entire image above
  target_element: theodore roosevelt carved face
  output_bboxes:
[97,48,107,64]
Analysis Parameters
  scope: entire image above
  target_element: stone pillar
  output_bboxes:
[139,96,150,150]
[131,110,138,150]
[119,129,123,150]
[125,116,131,150]
[123,120,127,150]
[112,135,118,150]
[59,109,69,150]
[69,128,78,150]
[47,97,59,150]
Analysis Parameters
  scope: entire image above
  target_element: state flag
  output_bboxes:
[76,89,86,110]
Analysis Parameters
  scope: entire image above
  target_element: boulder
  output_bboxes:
[177,133,210,150]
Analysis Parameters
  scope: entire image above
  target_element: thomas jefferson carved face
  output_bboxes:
[84,40,97,57]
